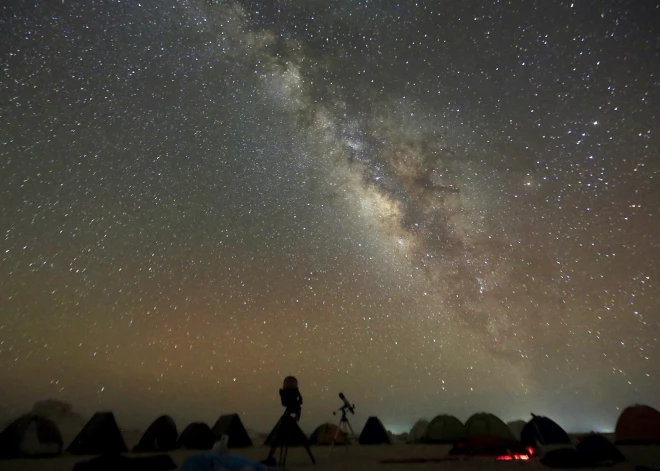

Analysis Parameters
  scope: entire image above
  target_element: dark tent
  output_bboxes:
[359,417,391,445]
[72,453,177,471]
[177,423,215,450]
[541,448,599,469]
[0,414,63,459]
[541,435,625,469]
[211,414,253,448]
[66,412,127,455]
[464,413,515,440]
[425,415,465,443]
[576,434,625,463]
[264,415,310,447]
[407,419,429,443]
[309,423,348,445]
[615,405,660,445]
[132,415,178,453]
[521,414,572,447]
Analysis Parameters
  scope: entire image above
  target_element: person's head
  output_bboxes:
[282,376,298,389]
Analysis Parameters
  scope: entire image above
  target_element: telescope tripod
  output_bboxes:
[264,412,315,469]
[329,408,358,452]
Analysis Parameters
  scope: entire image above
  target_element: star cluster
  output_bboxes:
[1,0,659,433]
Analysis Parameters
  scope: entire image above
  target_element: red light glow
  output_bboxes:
[496,454,530,461]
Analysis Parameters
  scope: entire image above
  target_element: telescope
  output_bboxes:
[338,392,355,415]
[330,393,358,449]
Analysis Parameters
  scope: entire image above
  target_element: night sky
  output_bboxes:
[1,0,659,434]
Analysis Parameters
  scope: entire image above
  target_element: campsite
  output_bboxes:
[1,405,660,471]
[3,1,660,470]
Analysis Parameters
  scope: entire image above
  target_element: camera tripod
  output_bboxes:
[329,406,358,452]
[264,411,315,469]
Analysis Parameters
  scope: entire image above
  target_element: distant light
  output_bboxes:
[383,424,408,434]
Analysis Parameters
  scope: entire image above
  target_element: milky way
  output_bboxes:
[1,0,659,433]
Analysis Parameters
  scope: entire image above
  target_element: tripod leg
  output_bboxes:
[329,417,344,455]
[345,419,358,445]
[304,442,316,464]
[331,419,343,447]
[266,417,284,461]
[280,446,288,468]
[341,420,351,452]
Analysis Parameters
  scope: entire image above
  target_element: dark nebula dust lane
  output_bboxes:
[1,0,659,433]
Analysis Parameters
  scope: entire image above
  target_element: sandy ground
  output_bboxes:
[1,444,659,471]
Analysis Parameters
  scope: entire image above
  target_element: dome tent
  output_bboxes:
[615,405,660,445]
[407,419,429,443]
[29,400,86,453]
[0,414,63,459]
[542,433,626,468]
[464,413,515,440]
[309,423,348,445]
[425,415,465,443]
[132,415,178,452]
[520,414,571,447]
[177,422,215,450]
[450,415,526,457]
[577,433,625,463]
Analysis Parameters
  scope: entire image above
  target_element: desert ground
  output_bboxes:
[1,442,660,471]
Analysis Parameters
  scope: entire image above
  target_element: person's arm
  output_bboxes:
[298,389,303,406]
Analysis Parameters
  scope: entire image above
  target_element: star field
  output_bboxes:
[1,0,659,434]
